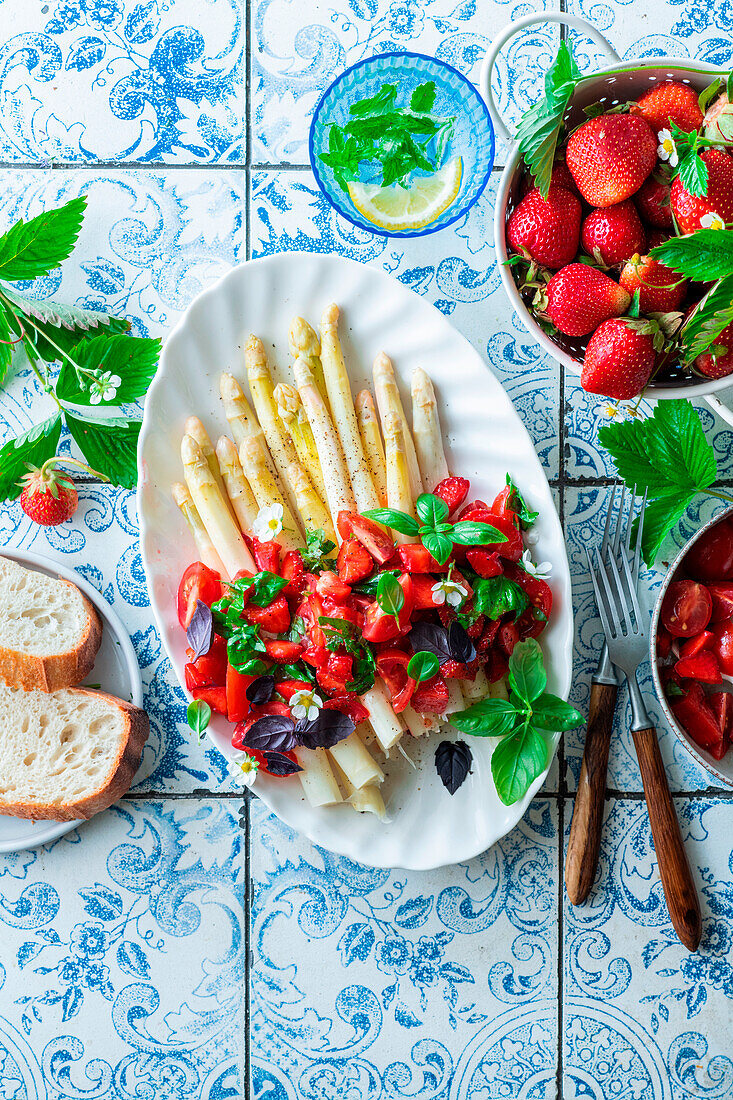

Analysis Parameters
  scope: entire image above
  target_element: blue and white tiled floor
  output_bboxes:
[0,0,732,1095]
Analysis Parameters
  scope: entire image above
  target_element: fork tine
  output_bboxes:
[633,489,648,581]
[586,547,617,640]
[606,550,632,633]
[619,543,643,627]
[601,483,618,554]
[610,484,627,558]
[595,547,624,636]
[624,484,637,556]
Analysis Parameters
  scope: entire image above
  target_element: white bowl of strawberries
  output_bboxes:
[483,14,733,402]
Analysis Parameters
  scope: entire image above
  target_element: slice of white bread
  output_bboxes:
[0,684,148,821]
[0,556,102,692]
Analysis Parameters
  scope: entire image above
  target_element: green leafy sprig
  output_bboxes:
[318,616,376,694]
[364,492,507,566]
[667,121,733,198]
[0,196,161,495]
[407,651,440,682]
[301,528,337,572]
[514,40,582,198]
[212,584,269,675]
[451,639,582,805]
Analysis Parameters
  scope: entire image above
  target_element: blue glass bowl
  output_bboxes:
[309,51,495,239]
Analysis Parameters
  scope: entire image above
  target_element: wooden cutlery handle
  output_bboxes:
[632,727,702,952]
[565,681,617,905]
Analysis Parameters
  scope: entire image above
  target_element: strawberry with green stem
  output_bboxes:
[19,456,109,526]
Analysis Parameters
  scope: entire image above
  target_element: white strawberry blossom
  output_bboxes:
[521,549,552,579]
[290,689,323,722]
[252,502,283,541]
[230,752,259,788]
[656,129,678,168]
[89,371,122,405]
[701,211,726,231]
[431,576,468,608]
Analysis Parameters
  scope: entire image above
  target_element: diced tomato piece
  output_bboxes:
[516,608,548,641]
[337,535,374,584]
[184,634,228,688]
[672,682,726,759]
[316,652,354,694]
[316,570,352,603]
[395,544,448,572]
[466,548,503,578]
[656,628,674,661]
[264,639,304,662]
[232,700,291,746]
[177,562,222,628]
[432,476,469,515]
[243,595,290,634]
[412,575,438,610]
[281,550,306,599]
[711,620,733,676]
[323,693,370,724]
[505,563,553,619]
[302,644,328,669]
[471,512,523,561]
[707,582,733,623]
[411,674,449,714]
[226,665,255,723]
[301,591,326,647]
[322,596,362,629]
[491,485,514,516]
[362,573,414,643]
[376,648,417,712]
[457,499,489,520]
[661,580,713,638]
[498,620,520,657]
[276,678,314,701]
[709,691,733,746]
[679,631,714,659]
[484,648,510,683]
[674,650,722,683]
[477,619,500,653]
[192,684,228,715]
[251,537,281,574]
[337,511,395,564]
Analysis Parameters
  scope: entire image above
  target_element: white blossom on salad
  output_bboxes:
[252,502,283,542]
[521,549,552,579]
[656,129,678,168]
[431,576,468,608]
[290,689,323,722]
[230,752,259,788]
[89,371,122,405]
[701,211,726,231]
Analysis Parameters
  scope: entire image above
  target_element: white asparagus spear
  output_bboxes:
[294,747,343,806]
[185,416,236,521]
[215,436,259,534]
[181,435,256,577]
[361,681,405,752]
[239,436,304,551]
[245,336,301,517]
[373,352,423,500]
[355,390,388,505]
[293,354,355,534]
[402,706,439,738]
[319,303,381,513]
[220,371,284,496]
[344,780,387,819]
[444,680,466,715]
[383,411,418,545]
[274,382,328,503]
[172,481,227,576]
[462,668,491,703]
[289,316,328,404]
[411,368,449,492]
[288,461,337,548]
[329,725,385,790]
[489,678,509,701]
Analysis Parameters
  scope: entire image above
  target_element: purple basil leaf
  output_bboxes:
[435,740,472,795]
[246,675,276,706]
[448,621,476,664]
[187,600,214,660]
[295,709,355,750]
[263,751,303,776]
[408,622,452,662]
[243,715,296,752]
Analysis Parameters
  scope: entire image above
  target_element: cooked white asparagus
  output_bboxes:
[185,416,236,521]
[383,411,418,545]
[245,336,302,517]
[215,436,259,534]
[172,481,227,577]
[462,668,491,703]
[344,780,386,819]
[402,706,439,738]
[373,352,423,500]
[329,726,385,790]
[411,368,449,492]
[444,679,466,715]
[181,434,256,577]
[355,390,388,505]
[288,461,337,548]
[289,316,328,404]
[361,681,405,752]
[294,747,343,806]
[274,382,328,503]
[320,304,381,513]
[239,436,304,551]
[489,678,509,701]
[293,354,356,534]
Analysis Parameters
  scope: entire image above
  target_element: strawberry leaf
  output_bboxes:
[634,492,694,566]
[0,197,86,281]
[56,333,161,405]
[2,286,130,362]
[515,40,582,198]
[65,411,140,488]
[677,149,708,198]
[681,275,733,362]
[0,414,62,499]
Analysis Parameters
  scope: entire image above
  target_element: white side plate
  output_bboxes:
[0,548,143,853]
[138,251,574,869]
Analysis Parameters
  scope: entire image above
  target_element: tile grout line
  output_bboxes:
[125,785,733,801]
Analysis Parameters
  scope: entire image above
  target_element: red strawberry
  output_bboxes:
[507,186,582,269]
[581,318,659,399]
[526,161,578,195]
[619,253,687,313]
[432,475,469,515]
[631,81,703,134]
[670,148,733,233]
[694,320,733,379]
[544,264,631,337]
[566,114,657,207]
[646,227,672,249]
[636,173,673,227]
[581,200,646,265]
[19,459,79,526]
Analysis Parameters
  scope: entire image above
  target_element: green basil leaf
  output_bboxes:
[0,413,62,500]
[491,723,548,805]
[451,521,508,546]
[416,492,449,527]
[531,693,584,731]
[471,576,529,622]
[352,569,399,596]
[421,530,453,564]
[363,508,420,537]
[187,699,211,739]
[508,639,546,704]
[232,570,289,608]
[376,571,404,621]
[407,651,440,683]
[0,196,86,280]
[301,528,337,571]
[451,699,520,738]
[289,616,308,644]
[64,411,140,489]
[277,663,314,684]
[506,475,539,528]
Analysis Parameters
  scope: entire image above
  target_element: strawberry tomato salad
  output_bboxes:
[657,514,733,762]
[177,474,558,800]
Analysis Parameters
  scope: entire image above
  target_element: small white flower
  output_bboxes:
[521,549,552,579]
[701,210,726,231]
[657,129,678,168]
[252,503,283,542]
[88,371,122,405]
[603,401,619,419]
[290,689,323,722]
[230,752,259,788]
[431,577,468,608]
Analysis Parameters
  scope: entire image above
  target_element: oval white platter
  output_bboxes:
[0,548,143,853]
[138,251,573,870]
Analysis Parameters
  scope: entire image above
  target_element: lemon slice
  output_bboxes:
[347,158,463,232]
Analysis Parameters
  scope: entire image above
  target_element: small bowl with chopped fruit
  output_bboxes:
[652,507,733,787]
[309,51,494,237]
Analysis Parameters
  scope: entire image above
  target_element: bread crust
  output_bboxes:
[0,581,103,693]
[0,688,149,821]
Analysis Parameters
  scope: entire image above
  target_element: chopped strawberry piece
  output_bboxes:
[466,615,485,640]
[457,499,489,520]
[264,639,304,662]
[656,628,673,661]
[505,563,553,619]
[491,486,517,518]
[709,691,733,746]
[302,645,328,669]
[477,619,500,654]
[192,684,228,715]
[376,648,417,712]
[466,548,503,578]
[441,658,479,680]
[395,544,448,572]
[679,631,714,660]
[251,537,281,574]
[412,575,438,610]
[337,535,374,584]
[484,648,510,683]
[184,634,228,688]
[337,511,395,564]
[243,595,291,634]
[432,476,469,515]
[316,570,352,603]
[498,620,520,657]
[411,674,449,714]
[362,574,414,643]
[323,694,370,724]
[316,652,354,694]
[276,679,314,701]
[226,665,255,723]
[674,650,722,684]
[672,683,726,758]
[459,509,523,562]
[281,550,306,599]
